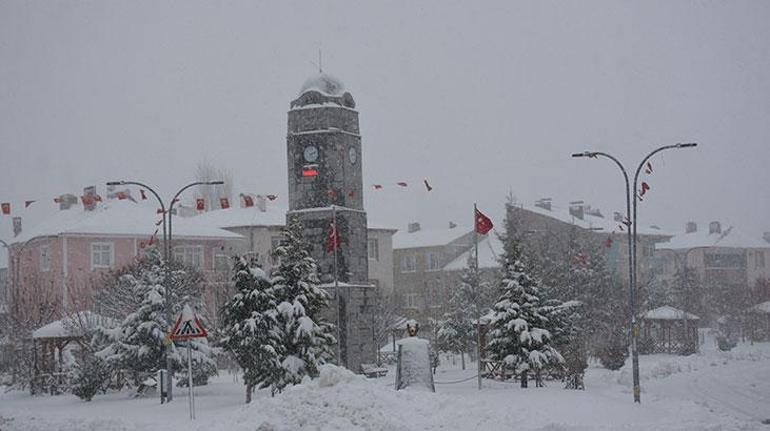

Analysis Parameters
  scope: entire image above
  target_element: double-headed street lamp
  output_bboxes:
[106,179,223,404]
[572,142,697,403]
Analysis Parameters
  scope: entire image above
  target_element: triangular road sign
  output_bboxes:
[169,305,208,341]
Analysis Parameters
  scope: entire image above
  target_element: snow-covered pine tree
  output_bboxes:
[220,256,281,403]
[436,254,493,369]
[487,216,565,388]
[70,354,111,401]
[269,217,336,393]
[95,246,215,388]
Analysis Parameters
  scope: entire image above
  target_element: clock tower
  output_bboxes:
[286,72,373,370]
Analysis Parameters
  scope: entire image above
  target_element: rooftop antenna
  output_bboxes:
[310,48,323,74]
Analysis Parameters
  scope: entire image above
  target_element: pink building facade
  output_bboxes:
[7,200,242,325]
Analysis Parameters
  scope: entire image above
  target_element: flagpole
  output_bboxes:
[474,203,482,391]
[332,205,342,367]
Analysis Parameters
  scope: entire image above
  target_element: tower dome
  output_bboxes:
[292,72,355,109]
[299,72,346,97]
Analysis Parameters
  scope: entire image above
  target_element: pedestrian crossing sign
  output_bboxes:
[169,305,208,341]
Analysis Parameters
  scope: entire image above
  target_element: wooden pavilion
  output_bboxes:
[30,311,116,394]
[639,306,700,355]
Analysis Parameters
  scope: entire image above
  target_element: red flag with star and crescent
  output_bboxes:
[326,221,341,252]
[475,208,493,234]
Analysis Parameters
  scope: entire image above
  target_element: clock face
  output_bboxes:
[348,147,357,164]
[303,145,319,162]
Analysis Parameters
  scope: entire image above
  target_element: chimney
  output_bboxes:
[12,217,22,237]
[569,200,585,220]
[764,232,770,244]
[255,195,267,212]
[448,221,457,229]
[83,186,97,211]
[685,221,697,234]
[586,206,604,218]
[407,222,421,233]
[58,194,78,210]
[709,221,721,235]
[614,212,624,223]
[535,198,552,211]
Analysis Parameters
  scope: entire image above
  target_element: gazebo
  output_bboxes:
[747,301,770,342]
[31,311,116,394]
[639,306,700,355]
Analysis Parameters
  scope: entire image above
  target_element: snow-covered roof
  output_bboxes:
[640,306,700,321]
[656,225,768,251]
[517,201,672,237]
[11,200,241,244]
[299,73,346,97]
[444,231,502,271]
[190,205,287,229]
[392,226,472,250]
[32,311,118,339]
[749,301,770,314]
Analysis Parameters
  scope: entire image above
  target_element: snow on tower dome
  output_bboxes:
[299,72,347,97]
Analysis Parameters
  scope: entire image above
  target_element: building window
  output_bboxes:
[91,243,114,269]
[40,245,51,272]
[406,293,419,309]
[426,252,441,271]
[755,251,766,269]
[368,238,379,261]
[214,254,230,272]
[704,253,745,269]
[400,254,416,272]
[174,245,204,268]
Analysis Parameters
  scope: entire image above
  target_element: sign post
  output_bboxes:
[169,304,208,420]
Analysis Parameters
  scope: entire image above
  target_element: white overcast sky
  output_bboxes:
[1,0,769,239]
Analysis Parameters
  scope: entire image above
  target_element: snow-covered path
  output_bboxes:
[2,342,769,430]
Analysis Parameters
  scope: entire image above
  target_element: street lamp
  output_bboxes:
[572,143,697,403]
[106,179,224,403]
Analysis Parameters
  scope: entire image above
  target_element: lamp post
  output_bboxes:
[572,142,697,403]
[106,180,224,403]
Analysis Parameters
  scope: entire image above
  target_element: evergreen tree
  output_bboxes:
[436,254,493,369]
[269,217,336,393]
[70,354,111,401]
[487,219,565,388]
[95,247,215,388]
[220,256,281,403]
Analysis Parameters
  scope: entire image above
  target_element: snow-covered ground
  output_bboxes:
[2,341,769,431]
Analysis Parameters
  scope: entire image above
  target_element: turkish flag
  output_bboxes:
[242,195,254,207]
[475,208,493,234]
[1,203,10,215]
[640,182,651,197]
[605,235,614,248]
[196,198,205,211]
[80,195,94,206]
[220,198,230,209]
[116,191,128,200]
[140,189,147,200]
[326,221,341,252]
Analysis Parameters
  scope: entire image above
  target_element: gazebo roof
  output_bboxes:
[641,305,700,321]
[32,311,117,340]
[749,301,770,314]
